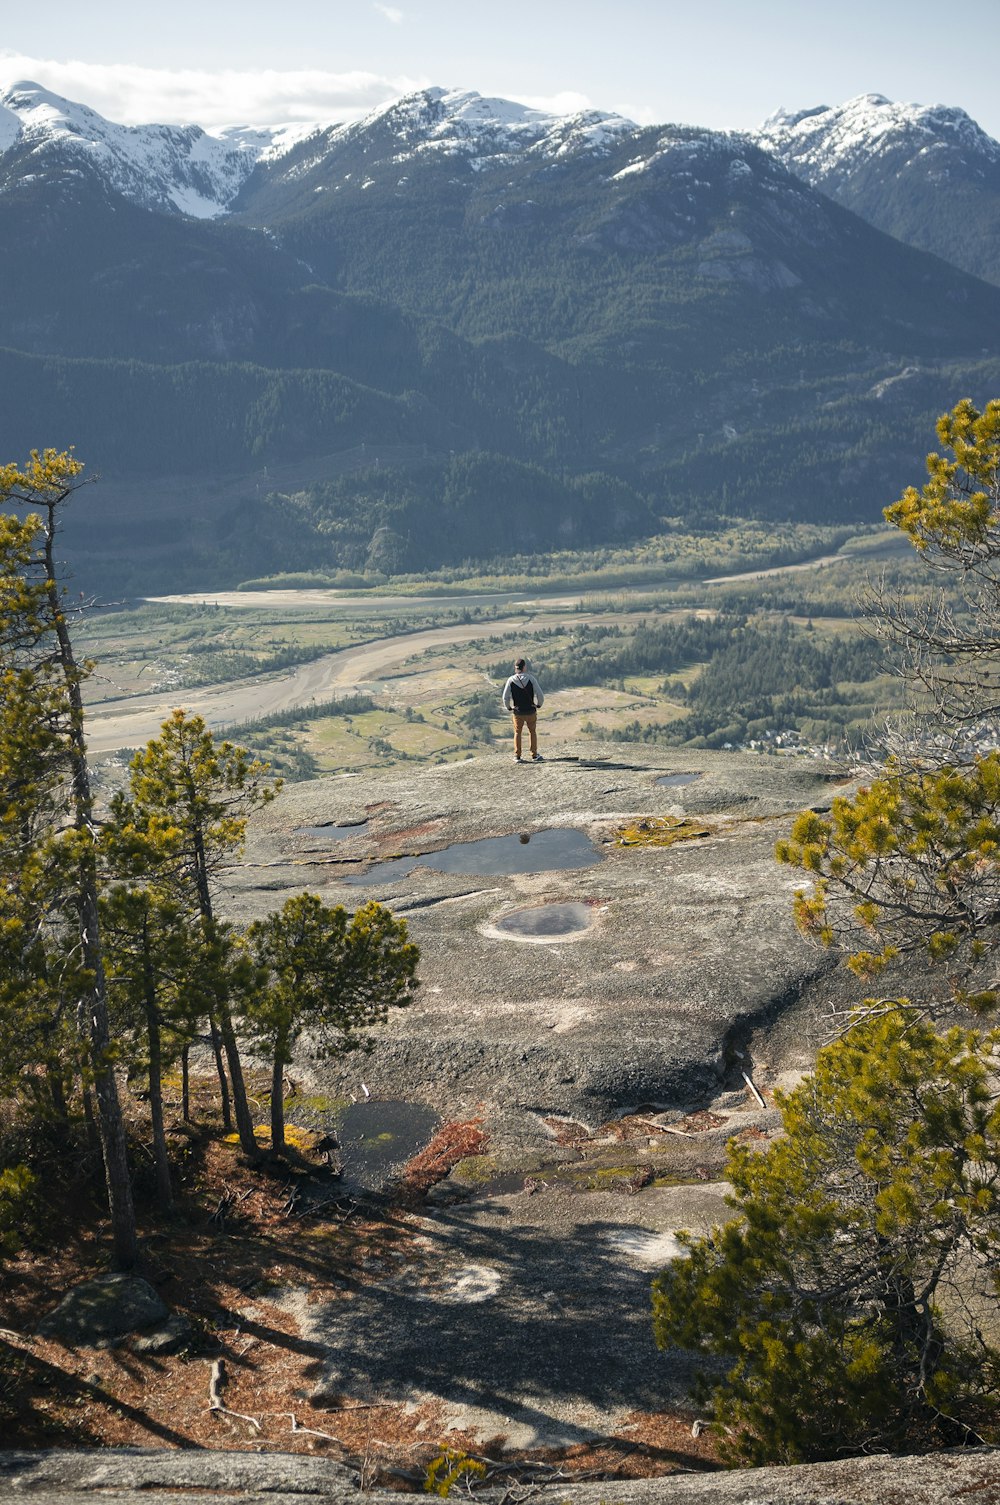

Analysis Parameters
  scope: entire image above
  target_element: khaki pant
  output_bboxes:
[512,712,538,758]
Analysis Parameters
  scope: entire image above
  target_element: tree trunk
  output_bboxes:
[81,1077,102,1163]
[45,1057,69,1127]
[218,1001,257,1156]
[194,843,256,1157]
[270,1048,286,1153]
[208,1012,232,1131]
[142,938,173,1212]
[181,1043,190,1122]
[45,510,137,1271]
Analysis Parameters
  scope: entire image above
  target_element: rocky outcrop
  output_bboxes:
[232,747,868,1135]
[2,1445,999,1502]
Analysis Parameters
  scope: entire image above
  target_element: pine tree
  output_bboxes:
[238,894,418,1152]
[117,710,279,1157]
[0,451,137,1268]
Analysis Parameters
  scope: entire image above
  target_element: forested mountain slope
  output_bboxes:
[3,85,1000,589]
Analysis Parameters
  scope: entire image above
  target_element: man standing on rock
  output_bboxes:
[502,658,544,762]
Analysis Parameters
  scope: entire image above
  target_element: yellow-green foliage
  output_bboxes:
[283,1093,351,1117]
[652,1008,1000,1464]
[222,1123,317,1150]
[423,1448,486,1497]
[450,1155,498,1184]
[618,816,713,848]
[0,1166,39,1254]
[886,398,1000,551]
[776,753,1000,1005]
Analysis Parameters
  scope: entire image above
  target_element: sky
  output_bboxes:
[2,0,999,138]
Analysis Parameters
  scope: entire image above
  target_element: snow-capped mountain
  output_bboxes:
[5,74,1000,599]
[756,94,1000,285]
[0,82,637,220]
[7,75,1000,277]
[0,80,315,218]
[328,86,636,166]
[757,93,1000,189]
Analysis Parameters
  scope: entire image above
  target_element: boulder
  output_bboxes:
[127,1313,193,1355]
[37,1274,171,1346]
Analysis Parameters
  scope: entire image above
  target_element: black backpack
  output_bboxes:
[509,678,536,714]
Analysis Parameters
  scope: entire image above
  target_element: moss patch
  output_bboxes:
[617,816,714,848]
[449,1155,499,1185]
[283,1093,352,1119]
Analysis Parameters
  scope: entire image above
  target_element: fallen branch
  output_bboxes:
[208,1357,262,1433]
[209,1193,234,1227]
[208,1358,226,1409]
[285,1412,341,1443]
[741,1071,766,1109]
[639,1121,692,1138]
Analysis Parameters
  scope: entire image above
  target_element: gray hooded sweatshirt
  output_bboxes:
[502,671,544,714]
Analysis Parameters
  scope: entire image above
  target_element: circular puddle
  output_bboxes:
[656,772,701,788]
[482,900,600,946]
[495,901,594,941]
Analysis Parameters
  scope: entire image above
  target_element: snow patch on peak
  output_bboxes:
[0,79,262,218]
[2,78,105,137]
[0,98,19,153]
[220,120,327,164]
[760,105,830,132]
[756,93,1000,187]
[437,88,552,130]
[327,86,635,172]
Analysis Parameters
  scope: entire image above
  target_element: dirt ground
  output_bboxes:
[0,1079,720,1491]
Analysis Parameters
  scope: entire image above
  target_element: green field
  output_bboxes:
[77,525,929,778]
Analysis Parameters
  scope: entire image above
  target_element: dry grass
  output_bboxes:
[398,1118,489,1198]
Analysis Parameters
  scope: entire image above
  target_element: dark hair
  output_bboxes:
[515,658,526,670]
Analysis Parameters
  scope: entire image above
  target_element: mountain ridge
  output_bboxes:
[4,80,1000,591]
[756,92,1000,285]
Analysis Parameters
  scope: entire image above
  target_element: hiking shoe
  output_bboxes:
[532,753,544,761]
[513,754,523,762]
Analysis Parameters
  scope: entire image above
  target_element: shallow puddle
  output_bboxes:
[296,820,369,840]
[495,902,594,939]
[336,1099,440,1192]
[656,772,701,788]
[341,827,600,885]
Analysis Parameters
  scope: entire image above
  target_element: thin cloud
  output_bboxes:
[618,102,660,127]
[0,52,429,128]
[374,3,405,22]
[509,89,594,116]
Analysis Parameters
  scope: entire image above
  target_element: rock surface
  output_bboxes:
[296,1182,730,1448]
[213,745,897,1447]
[9,753,989,1503]
[233,744,864,1137]
[36,1276,173,1347]
[3,1445,1000,1502]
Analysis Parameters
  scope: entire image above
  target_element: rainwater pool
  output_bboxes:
[341,827,600,885]
[494,902,594,939]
